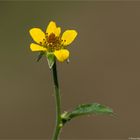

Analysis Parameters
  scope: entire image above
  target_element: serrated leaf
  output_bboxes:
[61,103,114,124]
[46,52,55,69]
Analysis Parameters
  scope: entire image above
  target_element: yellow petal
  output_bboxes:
[55,27,61,36]
[30,43,47,51]
[61,30,78,46]
[29,28,46,44]
[54,49,69,62]
[46,21,61,36]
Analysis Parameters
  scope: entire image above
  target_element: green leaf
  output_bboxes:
[46,52,55,69]
[61,103,114,124]
[36,51,45,62]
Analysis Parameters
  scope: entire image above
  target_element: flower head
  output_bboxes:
[29,21,78,62]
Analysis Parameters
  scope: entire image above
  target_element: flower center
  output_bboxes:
[41,33,62,52]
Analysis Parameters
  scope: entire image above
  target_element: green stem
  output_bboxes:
[51,61,62,140]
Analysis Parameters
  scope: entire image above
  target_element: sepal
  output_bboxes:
[46,52,55,69]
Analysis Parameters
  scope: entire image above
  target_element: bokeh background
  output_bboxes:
[0,1,140,139]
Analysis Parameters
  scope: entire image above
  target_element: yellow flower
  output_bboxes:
[29,21,78,62]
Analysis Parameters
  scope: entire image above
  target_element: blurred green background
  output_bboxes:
[0,1,140,139]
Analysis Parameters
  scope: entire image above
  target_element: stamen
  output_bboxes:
[46,33,62,52]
